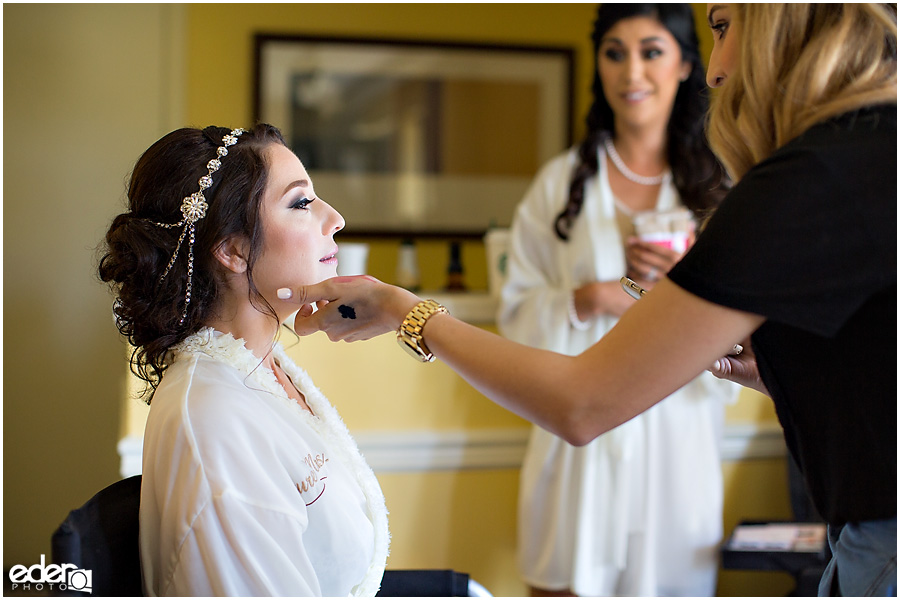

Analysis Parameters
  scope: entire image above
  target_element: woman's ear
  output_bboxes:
[213,236,249,274]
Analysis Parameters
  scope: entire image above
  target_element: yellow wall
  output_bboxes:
[6,3,794,597]
[3,2,185,572]
[720,393,794,596]
[184,3,597,136]
[284,326,525,430]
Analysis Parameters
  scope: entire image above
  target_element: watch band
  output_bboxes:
[396,299,449,362]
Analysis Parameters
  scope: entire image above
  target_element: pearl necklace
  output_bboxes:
[603,136,666,186]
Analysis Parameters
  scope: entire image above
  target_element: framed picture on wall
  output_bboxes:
[254,34,574,237]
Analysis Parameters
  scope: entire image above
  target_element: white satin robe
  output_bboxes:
[140,328,389,597]
[499,148,738,596]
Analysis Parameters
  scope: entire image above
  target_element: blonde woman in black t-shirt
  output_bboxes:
[282,4,897,596]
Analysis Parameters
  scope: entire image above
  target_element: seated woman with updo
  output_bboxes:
[99,124,389,596]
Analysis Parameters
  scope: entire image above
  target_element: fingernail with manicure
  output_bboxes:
[277,288,292,299]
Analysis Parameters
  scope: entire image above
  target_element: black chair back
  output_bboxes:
[51,475,143,597]
[377,569,473,596]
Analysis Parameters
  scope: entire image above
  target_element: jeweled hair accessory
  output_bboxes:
[148,127,246,324]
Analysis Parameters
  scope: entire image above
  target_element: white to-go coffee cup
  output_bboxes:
[336,242,369,276]
[484,228,511,298]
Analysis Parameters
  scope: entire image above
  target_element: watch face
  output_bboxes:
[397,333,433,362]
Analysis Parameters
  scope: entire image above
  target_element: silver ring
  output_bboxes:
[647,267,659,281]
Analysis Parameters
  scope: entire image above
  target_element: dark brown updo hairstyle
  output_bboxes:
[554,3,730,240]
[99,124,287,399]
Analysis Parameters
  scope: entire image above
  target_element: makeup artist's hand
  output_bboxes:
[708,340,771,397]
[278,276,420,342]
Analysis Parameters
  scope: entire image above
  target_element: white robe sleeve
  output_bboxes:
[498,154,579,355]
[167,492,319,597]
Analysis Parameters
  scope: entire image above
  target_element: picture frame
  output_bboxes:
[254,34,574,237]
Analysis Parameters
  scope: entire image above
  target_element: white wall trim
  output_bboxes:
[119,423,785,477]
[720,422,787,461]
[353,429,532,472]
[118,435,144,478]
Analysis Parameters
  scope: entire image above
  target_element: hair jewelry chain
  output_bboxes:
[603,135,668,186]
[147,128,246,324]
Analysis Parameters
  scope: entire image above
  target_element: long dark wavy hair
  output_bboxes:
[99,124,287,400]
[554,3,729,240]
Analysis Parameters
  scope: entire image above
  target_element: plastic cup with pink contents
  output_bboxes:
[632,208,696,254]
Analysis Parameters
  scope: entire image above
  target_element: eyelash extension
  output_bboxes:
[711,22,729,39]
[290,197,315,210]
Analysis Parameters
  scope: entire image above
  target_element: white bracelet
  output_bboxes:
[567,291,592,331]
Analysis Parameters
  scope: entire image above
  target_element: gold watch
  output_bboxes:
[397,299,449,362]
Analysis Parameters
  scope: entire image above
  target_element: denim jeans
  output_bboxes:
[818,517,896,596]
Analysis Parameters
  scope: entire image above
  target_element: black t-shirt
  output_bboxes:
[669,104,897,526]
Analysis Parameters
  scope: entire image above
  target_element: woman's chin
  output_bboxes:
[322,264,340,280]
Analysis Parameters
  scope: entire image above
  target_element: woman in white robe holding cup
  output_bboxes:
[498,4,738,596]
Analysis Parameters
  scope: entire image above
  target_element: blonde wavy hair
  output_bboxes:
[707,3,897,181]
